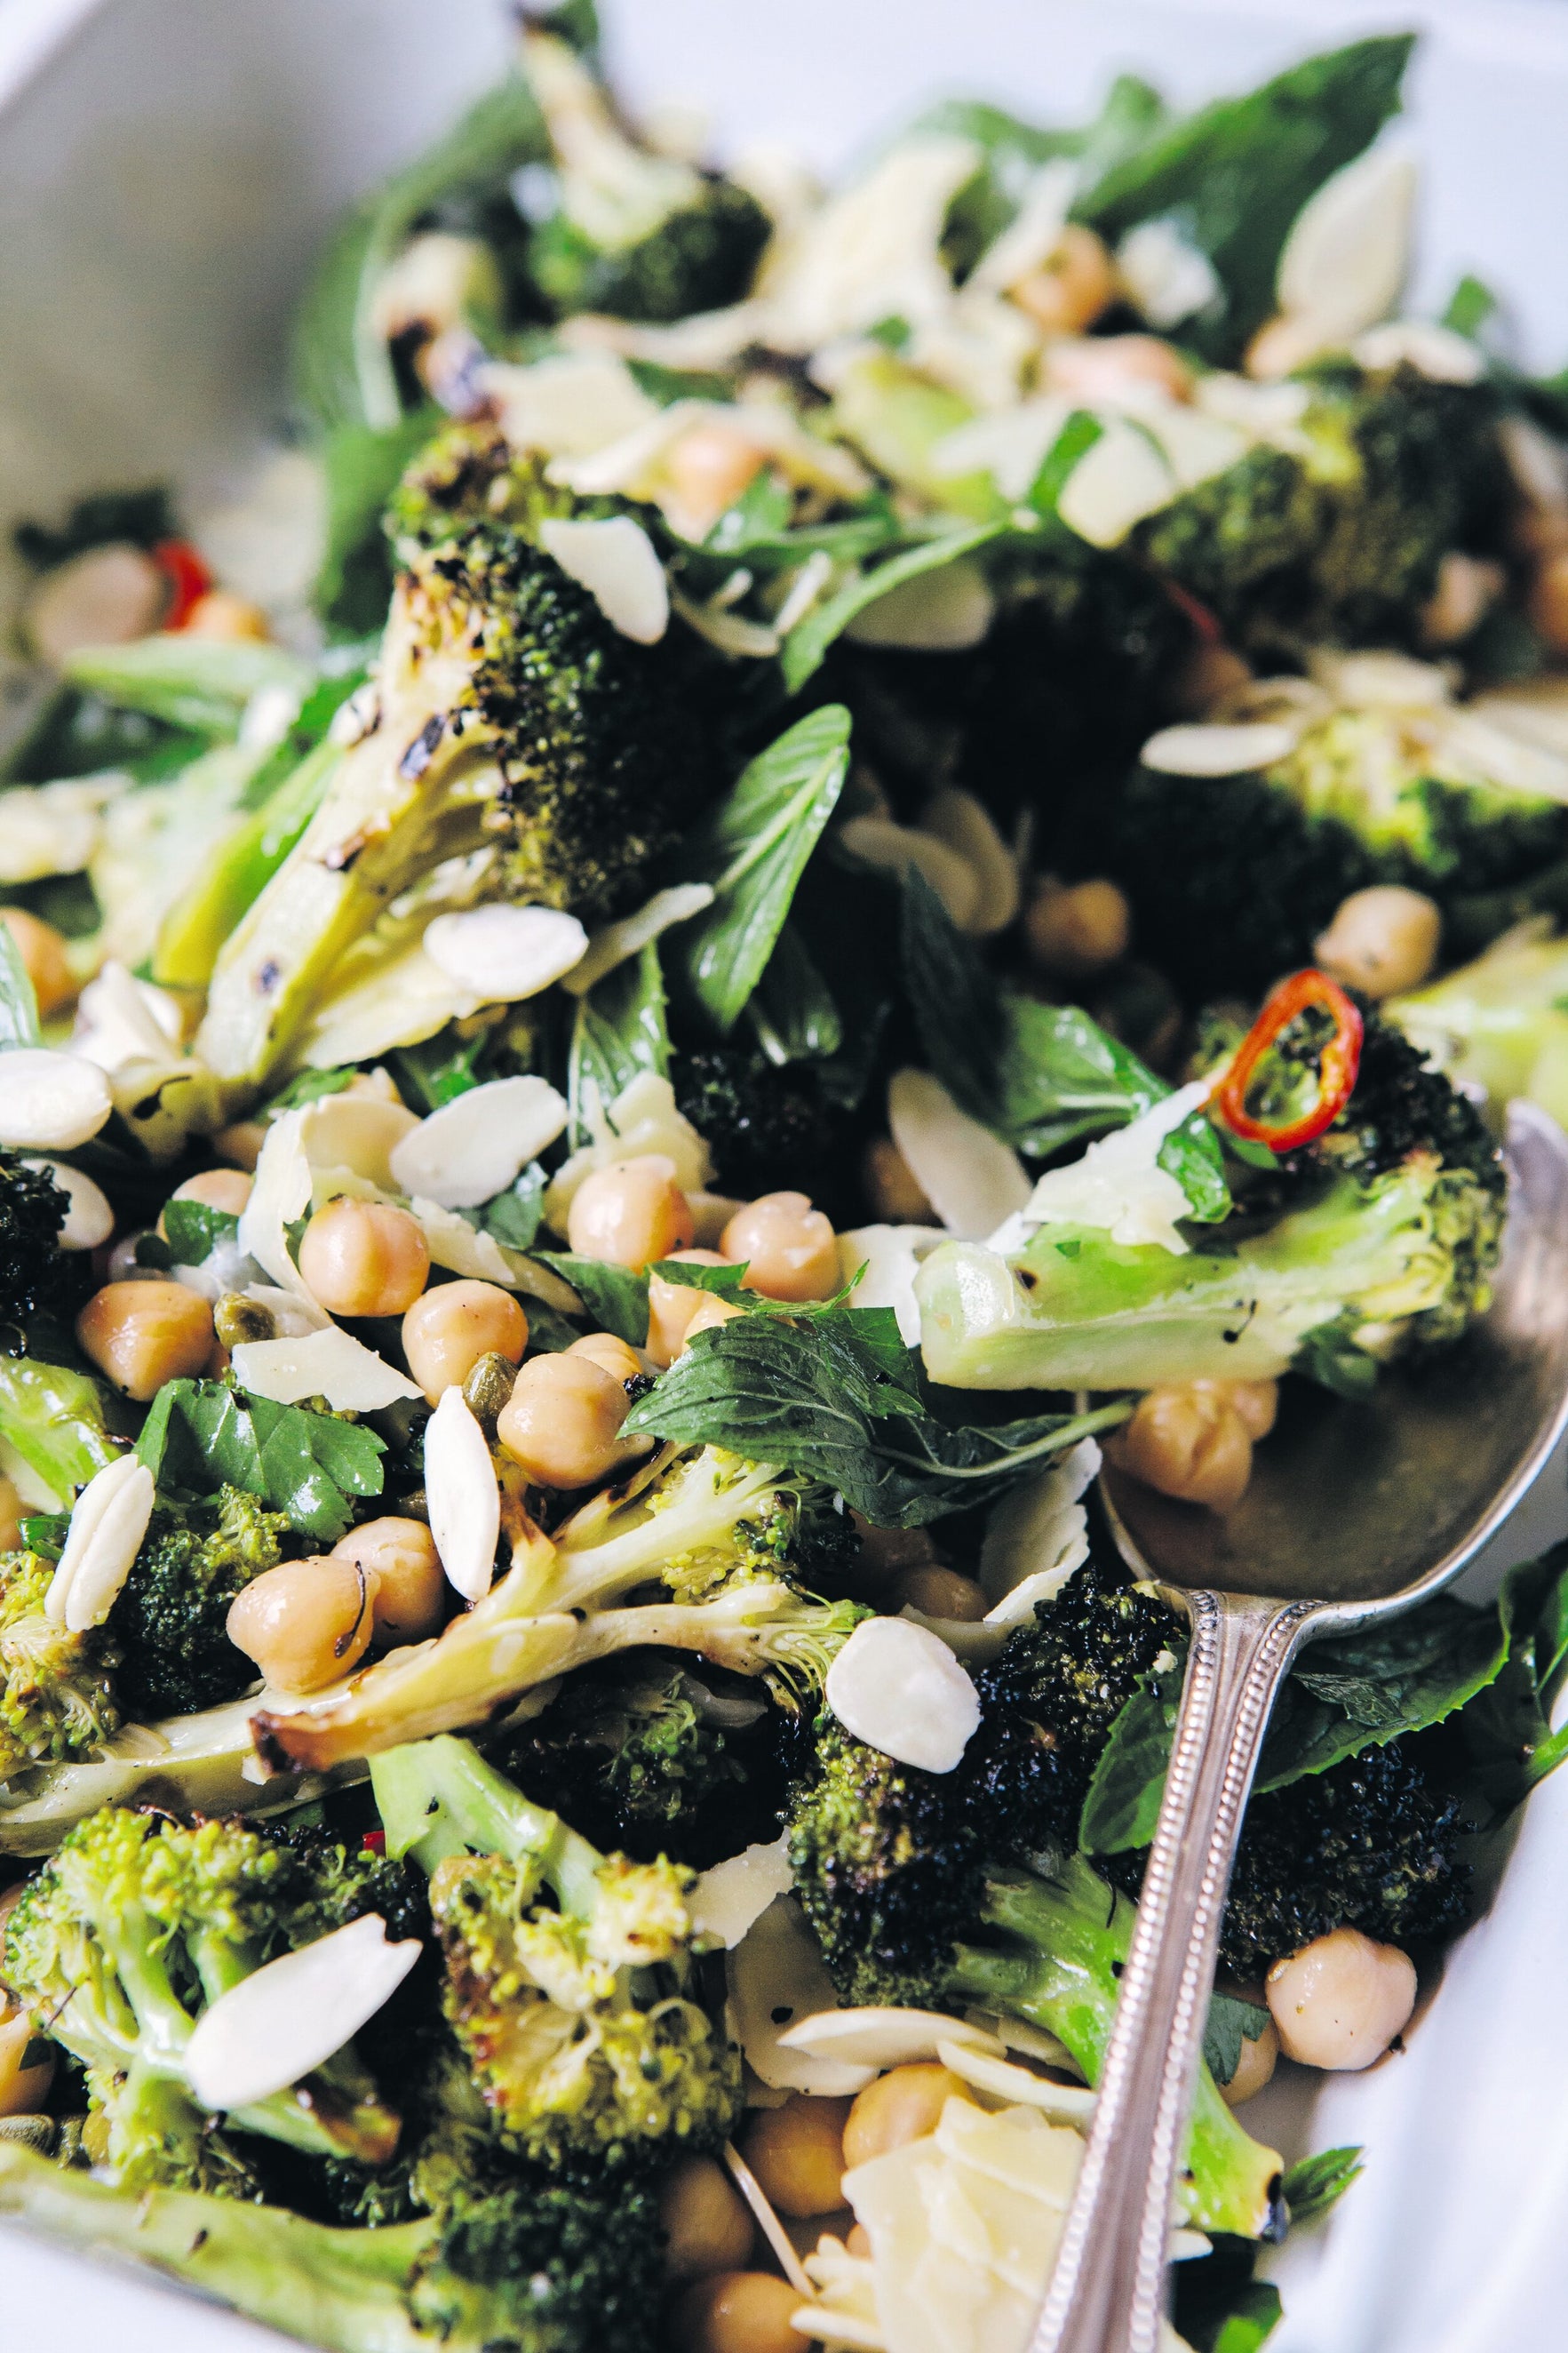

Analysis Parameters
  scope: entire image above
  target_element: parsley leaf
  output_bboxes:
[135,1378,386,1543]
[1204,1993,1272,2087]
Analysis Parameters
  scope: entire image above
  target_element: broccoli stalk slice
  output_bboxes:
[151,735,344,991]
[916,1166,1463,1390]
[0,2146,445,2353]
[946,1858,1283,2241]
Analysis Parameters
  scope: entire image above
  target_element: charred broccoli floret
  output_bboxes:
[0,1153,68,1328]
[916,999,1505,1392]
[1110,673,1567,997]
[2,1808,410,2192]
[384,416,574,560]
[673,1048,838,1200]
[1134,363,1514,653]
[372,1735,741,2171]
[109,1485,289,1721]
[521,30,769,323]
[0,1550,121,1781]
[195,487,708,1093]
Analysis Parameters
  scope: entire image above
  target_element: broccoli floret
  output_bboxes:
[1134,363,1514,653]
[0,2139,666,2353]
[251,1443,864,1776]
[1390,923,1568,1132]
[372,1735,741,2171]
[521,30,769,323]
[0,1551,121,1782]
[384,417,575,561]
[110,1486,289,1721]
[0,1154,69,1329]
[195,471,712,1094]
[1109,678,1567,1001]
[673,1048,839,1200]
[916,999,1504,1392]
[2,1808,408,2191]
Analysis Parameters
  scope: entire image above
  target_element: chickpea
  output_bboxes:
[1530,549,1568,658]
[298,1198,430,1318]
[496,1352,632,1489]
[843,2065,965,2170]
[1045,333,1194,404]
[566,1155,695,1271]
[1108,1384,1254,1512]
[76,1280,215,1401]
[647,1249,729,1368]
[721,1192,839,1304]
[1313,885,1441,1001]
[681,1294,745,1349]
[567,1331,645,1384]
[670,2271,803,2353]
[157,1165,254,1235]
[402,1279,527,1403]
[1171,641,1254,718]
[1246,314,1327,381]
[0,1477,21,1554]
[888,1565,989,1623]
[1219,2018,1279,2108]
[663,421,766,540]
[331,1517,445,1646]
[1193,1377,1277,1441]
[0,2002,54,2118]
[659,2154,754,2285]
[1010,224,1117,334]
[1266,1927,1416,2071]
[849,1515,937,1586]
[846,2222,872,2260]
[1023,876,1132,981]
[1421,552,1502,649]
[226,1555,376,1694]
[213,1121,267,1172]
[738,2092,852,2218]
[0,908,76,1019]
[180,589,270,642]
[861,1137,935,1224]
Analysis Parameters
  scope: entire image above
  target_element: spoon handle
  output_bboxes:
[1029,1589,1313,2353]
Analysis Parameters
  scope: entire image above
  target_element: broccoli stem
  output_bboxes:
[946,1859,1282,2241]
[0,2142,442,2353]
[152,738,343,990]
[372,1735,604,1918]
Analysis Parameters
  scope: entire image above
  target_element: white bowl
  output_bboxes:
[3,5,1566,2347]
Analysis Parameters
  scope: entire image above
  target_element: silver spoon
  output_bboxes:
[1031,1100,1568,2353]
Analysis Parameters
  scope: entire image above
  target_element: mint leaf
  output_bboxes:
[1203,1993,1272,2087]
[162,1200,240,1266]
[780,525,1004,693]
[475,1164,547,1253]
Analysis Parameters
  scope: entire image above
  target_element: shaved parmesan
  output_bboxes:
[231,1324,421,1410]
[1056,418,1174,547]
[562,882,715,996]
[481,351,658,459]
[838,1224,950,1346]
[1018,1080,1211,1256]
[390,1075,569,1210]
[538,514,670,644]
[728,1896,874,2095]
[689,1832,794,1948]
[979,1437,1100,1618]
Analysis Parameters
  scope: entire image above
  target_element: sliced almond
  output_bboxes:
[423,905,587,1002]
[389,1074,569,1212]
[919,787,1019,935]
[838,818,982,931]
[887,1069,1030,1240]
[20,1159,113,1250]
[1277,145,1417,343]
[185,1912,422,2111]
[46,1456,154,1632]
[425,1387,502,1604]
[0,1049,113,1152]
[1140,720,1299,777]
[537,514,670,643]
[824,1616,981,1774]
[935,2037,1097,2126]
[1055,419,1174,548]
[778,2009,1002,2070]
[844,560,994,652]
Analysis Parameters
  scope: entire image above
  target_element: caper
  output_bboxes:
[462,1350,519,1428]
[214,1292,277,1349]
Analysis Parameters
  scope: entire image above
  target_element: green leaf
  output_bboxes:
[673,707,852,1032]
[16,1511,70,1560]
[749,922,843,1064]
[1204,1993,1272,2088]
[1209,2286,1283,2353]
[569,942,669,1137]
[135,1378,385,1543]
[1027,410,1104,519]
[1282,2145,1365,2227]
[0,1357,118,1505]
[161,1200,240,1267]
[534,1254,650,1348]
[62,637,310,739]
[1077,36,1415,363]
[315,411,442,634]
[1080,1650,1184,1854]
[1460,1542,1568,1816]
[622,1305,1127,1527]
[263,1065,360,1113]
[390,1026,490,1113]
[293,72,545,434]
[474,1163,548,1254]
[780,523,1004,693]
[1442,273,1498,339]
[0,922,41,1049]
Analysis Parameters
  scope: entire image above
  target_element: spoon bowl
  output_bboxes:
[1033,1100,1568,2353]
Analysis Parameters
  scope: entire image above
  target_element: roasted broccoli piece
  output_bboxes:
[916,1000,1505,1392]
[2,1807,410,2191]
[1390,922,1568,1131]
[521,29,768,323]
[384,417,574,562]
[109,1485,289,1721]
[372,1735,741,2171]
[195,460,710,1094]
[0,2139,666,2353]
[251,1445,863,1775]
[1134,362,1515,653]
[0,1153,69,1330]
[673,1048,839,1201]
[1109,674,1568,998]
[0,1550,121,1782]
